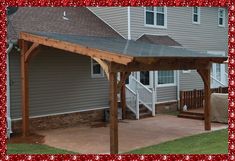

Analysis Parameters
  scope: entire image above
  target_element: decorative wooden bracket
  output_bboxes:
[93,57,110,80]
[24,43,40,63]
[117,72,131,93]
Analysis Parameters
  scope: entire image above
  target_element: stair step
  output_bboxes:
[139,111,152,119]
[180,111,204,116]
[139,105,149,113]
[125,105,153,120]
[178,113,204,120]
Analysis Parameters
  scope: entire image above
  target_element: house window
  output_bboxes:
[158,70,175,85]
[218,8,225,27]
[140,71,150,85]
[216,64,221,81]
[145,7,167,28]
[91,59,104,78]
[192,7,200,24]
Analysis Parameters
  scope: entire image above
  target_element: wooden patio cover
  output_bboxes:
[19,32,227,154]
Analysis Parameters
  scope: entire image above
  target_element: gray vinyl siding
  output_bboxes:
[88,7,128,39]
[129,7,228,91]
[9,47,109,119]
[179,70,204,91]
[156,86,177,102]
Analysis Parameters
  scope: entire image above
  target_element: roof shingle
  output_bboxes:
[137,34,182,47]
[7,7,122,41]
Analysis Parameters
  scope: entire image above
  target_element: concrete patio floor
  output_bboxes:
[37,114,227,154]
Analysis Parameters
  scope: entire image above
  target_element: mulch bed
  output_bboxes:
[7,132,45,144]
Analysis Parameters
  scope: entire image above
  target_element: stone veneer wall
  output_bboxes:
[12,109,106,133]
[155,101,178,114]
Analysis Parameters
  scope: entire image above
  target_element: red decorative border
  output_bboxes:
[0,0,233,160]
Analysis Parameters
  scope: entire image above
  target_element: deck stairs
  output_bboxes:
[124,75,156,119]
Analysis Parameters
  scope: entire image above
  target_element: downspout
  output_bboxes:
[127,7,131,40]
[7,42,13,138]
[177,70,180,110]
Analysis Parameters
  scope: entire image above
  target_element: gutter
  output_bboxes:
[6,42,13,138]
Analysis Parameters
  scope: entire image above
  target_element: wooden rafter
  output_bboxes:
[24,43,40,62]
[20,32,133,65]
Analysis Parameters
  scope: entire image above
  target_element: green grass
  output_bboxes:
[128,129,228,154]
[7,144,76,154]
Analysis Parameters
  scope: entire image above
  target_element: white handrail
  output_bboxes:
[211,74,226,87]
[126,85,136,95]
[129,75,152,93]
[136,92,140,120]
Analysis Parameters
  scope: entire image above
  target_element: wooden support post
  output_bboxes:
[120,72,126,119]
[197,68,211,131]
[20,40,30,137]
[180,91,183,112]
[109,71,118,154]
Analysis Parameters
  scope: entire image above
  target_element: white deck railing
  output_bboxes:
[211,75,227,88]
[125,86,139,119]
[127,75,156,117]
[225,72,228,86]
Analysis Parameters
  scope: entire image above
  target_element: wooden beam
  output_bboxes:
[197,67,211,131]
[20,32,133,65]
[24,43,40,63]
[109,71,118,154]
[134,57,227,64]
[109,59,225,72]
[19,39,30,137]
[92,57,109,80]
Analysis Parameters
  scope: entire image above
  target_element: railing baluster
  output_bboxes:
[152,89,156,116]
[136,92,139,120]
[180,87,228,111]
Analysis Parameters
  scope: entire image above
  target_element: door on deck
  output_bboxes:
[137,71,154,88]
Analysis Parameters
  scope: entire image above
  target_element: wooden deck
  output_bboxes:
[178,108,204,120]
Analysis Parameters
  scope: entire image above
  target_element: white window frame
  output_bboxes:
[207,51,226,84]
[218,8,225,27]
[144,7,167,29]
[156,70,176,87]
[91,59,104,78]
[192,7,200,24]
[137,71,154,88]
[182,70,191,73]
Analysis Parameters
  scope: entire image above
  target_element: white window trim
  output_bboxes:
[218,8,225,27]
[156,71,176,87]
[182,70,191,73]
[137,71,154,88]
[208,51,226,84]
[192,7,200,24]
[144,7,167,29]
[91,59,104,78]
